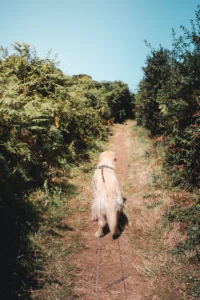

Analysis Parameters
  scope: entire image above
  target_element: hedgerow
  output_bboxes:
[136,6,200,188]
[0,42,134,298]
[0,42,134,189]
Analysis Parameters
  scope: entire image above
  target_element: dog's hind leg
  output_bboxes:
[107,210,120,239]
[95,216,106,238]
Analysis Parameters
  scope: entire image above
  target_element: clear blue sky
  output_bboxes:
[0,0,199,91]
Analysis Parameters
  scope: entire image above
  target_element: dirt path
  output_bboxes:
[73,121,151,300]
[29,120,190,299]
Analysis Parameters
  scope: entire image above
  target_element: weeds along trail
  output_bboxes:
[34,120,191,299]
[71,120,191,300]
[121,122,190,300]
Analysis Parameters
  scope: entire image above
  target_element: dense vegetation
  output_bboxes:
[0,43,134,299]
[136,6,200,188]
[136,9,200,296]
[3,5,200,298]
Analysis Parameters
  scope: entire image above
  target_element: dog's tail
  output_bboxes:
[106,209,119,238]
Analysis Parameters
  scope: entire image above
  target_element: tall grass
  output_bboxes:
[126,123,200,299]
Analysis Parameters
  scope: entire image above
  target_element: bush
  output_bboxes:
[135,6,200,187]
[0,42,134,298]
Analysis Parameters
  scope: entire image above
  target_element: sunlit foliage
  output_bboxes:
[0,42,134,298]
[136,6,200,187]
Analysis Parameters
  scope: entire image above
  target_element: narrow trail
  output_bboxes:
[73,121,150,300]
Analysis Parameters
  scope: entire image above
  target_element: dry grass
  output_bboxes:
[125,123,197,300]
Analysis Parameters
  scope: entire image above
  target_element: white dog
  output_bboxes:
[92,151,124,238]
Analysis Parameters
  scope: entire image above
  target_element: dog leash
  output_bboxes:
[95,168,105,300]
[98,165,115,183]
[95,165,128,300]
[95,235,100,300]
[117,238,128,300]
[95,235,128,300]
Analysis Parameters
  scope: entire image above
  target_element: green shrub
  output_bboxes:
[0,42,134,298]
[136,6,200,187]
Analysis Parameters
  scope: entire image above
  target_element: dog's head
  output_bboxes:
[99,151,117,163]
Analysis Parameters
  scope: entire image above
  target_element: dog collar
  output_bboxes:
[98,165,115,172]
